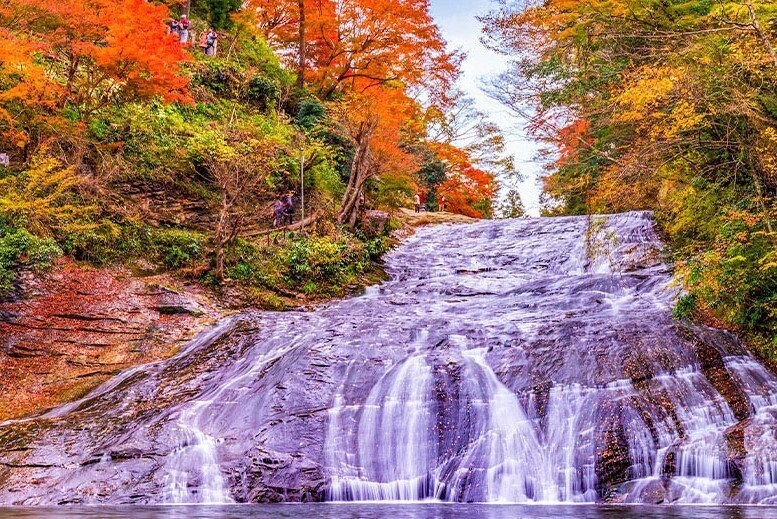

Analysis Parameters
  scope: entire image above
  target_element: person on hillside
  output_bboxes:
[282,192,296,225]
[198,30,209,54]
[414,193,422,213]
[205,28,218,56]
[272,197,286,228]
[178,15,190,44]
[439,194,446,212]
[169,18,181,37]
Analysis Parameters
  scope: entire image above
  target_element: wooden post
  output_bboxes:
[300,151,305,223]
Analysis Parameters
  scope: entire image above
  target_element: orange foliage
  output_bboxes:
[556,119,592,168]
[1,0,190,147]
[247,0,459,99]
[433,142,496,218]
[332,86,421,183]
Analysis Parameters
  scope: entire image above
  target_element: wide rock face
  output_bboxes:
[2,212,777,505]
[0,261,217,421]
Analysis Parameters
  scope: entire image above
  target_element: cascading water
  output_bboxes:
[3,211,777,506]
[327,354,436,501]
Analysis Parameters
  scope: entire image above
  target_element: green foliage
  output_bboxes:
[194,60,244,98]
[0,155,93,235]
[0,225,61,294]
[61,219,206,269]
[296,98,327,130]
[225,231,389,300]
[202,0,241,29]
[673,294,698,320]
[286,235,357,283]
[154,229,206,268]
[676,211,777,336]
[234,37,294,88]
[245,75,280,111]
[499,189,526,219]
[417,155,447,188]
[373,175,414,211]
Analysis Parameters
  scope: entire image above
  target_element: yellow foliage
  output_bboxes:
[659,101,706,139]
[756,126,777,184]
[0,155,95,235]
[615,67,677,122]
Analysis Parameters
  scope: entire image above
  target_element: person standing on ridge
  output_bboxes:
[282,192,296,226]
[272,197,286,228]
[178,15,190,45]
[439,194,446,212]
[169,18,181,37]
[414,193,422,213]
[198,30,209,54]
[205,28,218,56]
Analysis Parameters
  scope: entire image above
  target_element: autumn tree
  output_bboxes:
[0,0,190,157]
[329,88,419,226]
[206,134,280,280]
[247,0,460,100]
[482,0,777,341]
[424,92,517,217]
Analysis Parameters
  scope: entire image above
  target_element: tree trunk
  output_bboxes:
[747,1,777,67]
[297,0,306,90]
[338,121,376,226]
[215,198,229,281]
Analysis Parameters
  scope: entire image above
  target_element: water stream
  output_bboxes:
[2,212,777,506]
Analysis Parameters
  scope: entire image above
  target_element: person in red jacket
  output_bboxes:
[178,15,190,44]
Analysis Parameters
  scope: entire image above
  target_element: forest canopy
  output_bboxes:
[0,0,515,302]
[482,0,777,353]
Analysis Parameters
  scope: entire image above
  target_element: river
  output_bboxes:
[2,504,777,518]
[2,212,777,506]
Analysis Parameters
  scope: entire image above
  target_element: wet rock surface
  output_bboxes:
[2,212,777,505]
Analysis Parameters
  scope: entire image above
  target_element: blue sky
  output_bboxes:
[429,0,543,216]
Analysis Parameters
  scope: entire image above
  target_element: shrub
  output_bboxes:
[222,230,389,300]
[675,210,777,336]
[61,220,205,269]
[245,75,280,111]
[153,229,206,268]
[0,226,61,294]
[285,235,352,283]
[0,155,93,235]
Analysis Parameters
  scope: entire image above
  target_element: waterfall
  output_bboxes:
[327,355,437,501]
[162,399,232,504]
[457,348,553,503]
[6,212,777,506]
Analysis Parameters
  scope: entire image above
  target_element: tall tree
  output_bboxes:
[1,0,190,155]
[330,87,419,226]
[481,0,777,340]
[248,0,460,99]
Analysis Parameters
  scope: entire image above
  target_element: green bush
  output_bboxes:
[673,294,697,321]
[296,98,327,129]
[194,61,244,97]
[222,230,389,300]
[153,228,206,268]
[61,220,205,269]
[0,226,61,294]
[245,75,280,111]
[675,210,777,339]
[285,235,353,283]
